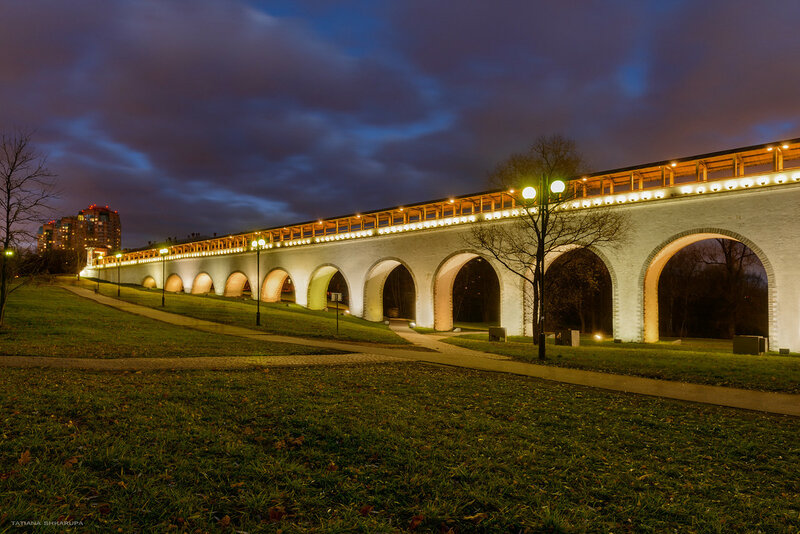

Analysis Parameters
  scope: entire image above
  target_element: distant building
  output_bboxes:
[37,205,121,257]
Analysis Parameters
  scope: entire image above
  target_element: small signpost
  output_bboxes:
[330,292,342,334]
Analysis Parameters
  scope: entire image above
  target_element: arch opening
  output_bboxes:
[657,238,767,341]
[224,272,251,298]
[191,272,214,295]
[261,269,295,303]
[308,265,349,311]
[142,276,156,289]
[165,274,184,293]
[364,260,416,322]
[643,233,770,343]
[434,253,499,331]
[544,248,612,335]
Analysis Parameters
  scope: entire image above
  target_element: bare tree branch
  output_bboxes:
[468,134,630,358]
[0,130,57,327]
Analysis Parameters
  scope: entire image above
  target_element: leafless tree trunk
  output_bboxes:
[0,130,56,326]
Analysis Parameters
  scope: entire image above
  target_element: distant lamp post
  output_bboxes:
[251,238,268,326]
[522,177,566,360]
[94,252,105,293]
[115,253,123,297]
[159,248,169,307]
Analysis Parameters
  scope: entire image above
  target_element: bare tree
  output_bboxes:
[0,131,56,326]
[470,135,629,359]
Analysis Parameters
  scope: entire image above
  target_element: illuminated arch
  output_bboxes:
[142,276,157,289]
[363,258,417,322]
[640,229,775,343]
[224,271,250,297]
[433,250,501,331]
[191,272,214,294]
[261,268,292,302]
[165,274,184,293]
[307,264,348,311]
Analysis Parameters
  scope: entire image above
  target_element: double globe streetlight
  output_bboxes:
[251,238,268,326]
[520,177,566,360]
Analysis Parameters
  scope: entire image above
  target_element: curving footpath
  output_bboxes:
[3,285,796,417]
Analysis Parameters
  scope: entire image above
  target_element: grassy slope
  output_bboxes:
[0,285,332,358]
[0,365,798,532]
[443,334,800,393]
[80,279,407,345]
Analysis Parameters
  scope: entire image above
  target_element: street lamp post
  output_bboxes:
[159,248,169,307]
[115,253,122,297]
[251,238,267,326]
[522,178,565,360]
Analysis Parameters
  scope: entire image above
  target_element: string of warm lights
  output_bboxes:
[91,168,800,270]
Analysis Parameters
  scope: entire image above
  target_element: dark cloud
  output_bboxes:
[1,0,798,248]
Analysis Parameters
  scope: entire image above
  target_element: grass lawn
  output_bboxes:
[77,279,407,346]
[0,364,798,532]
[0,285,335,358]
[443,334,800,393]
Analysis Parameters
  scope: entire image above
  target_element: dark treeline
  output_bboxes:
[12,249,84,277]
[545,249,612,335]
[658,239,767,338]
[543,240,767,339]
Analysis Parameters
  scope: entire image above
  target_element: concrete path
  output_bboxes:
[21,286,800,417]
[0,352,404,370]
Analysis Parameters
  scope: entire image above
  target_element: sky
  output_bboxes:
[3,0,800,249]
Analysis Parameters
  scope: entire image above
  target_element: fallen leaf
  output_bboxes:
[268,506,285,522]
[18,450,31,465]
[409,514,424,530]
[0,470,17,480]
[218,515,230,527]
[63,457,79,469]
[358,505,373,516]
[327,461,338,472]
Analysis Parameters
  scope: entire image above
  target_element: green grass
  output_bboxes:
[443,334,800,393]
[0,365,797,532]
[0,285,334,358]
[78,279,407,345]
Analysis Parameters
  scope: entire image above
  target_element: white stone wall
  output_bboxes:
[87,181,800,351]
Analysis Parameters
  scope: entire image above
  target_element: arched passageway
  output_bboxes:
[657,238,767,339]
[434,252,499,331]
[261,269,295,303]
[224,272,251,298]
[544,248,612,335]
[142,276,156,289]
[364,259,416,322]
[307,265,349,311]
[165,274,184,293]
[191,272,215,294]
[643,231,772,343]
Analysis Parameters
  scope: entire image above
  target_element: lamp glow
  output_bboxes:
[521,186,536,200]
[159,248,169,255]
[550,180,566,194]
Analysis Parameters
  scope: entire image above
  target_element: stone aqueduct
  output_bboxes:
[86,141,800,352]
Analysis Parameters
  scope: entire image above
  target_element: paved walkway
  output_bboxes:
[12,286,799,417]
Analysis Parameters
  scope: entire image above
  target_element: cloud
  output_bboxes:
[2,0,799,248]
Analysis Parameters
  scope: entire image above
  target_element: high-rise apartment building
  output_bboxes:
[37,205,121,255]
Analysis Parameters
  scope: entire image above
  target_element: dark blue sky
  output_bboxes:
[3,0,799,248]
